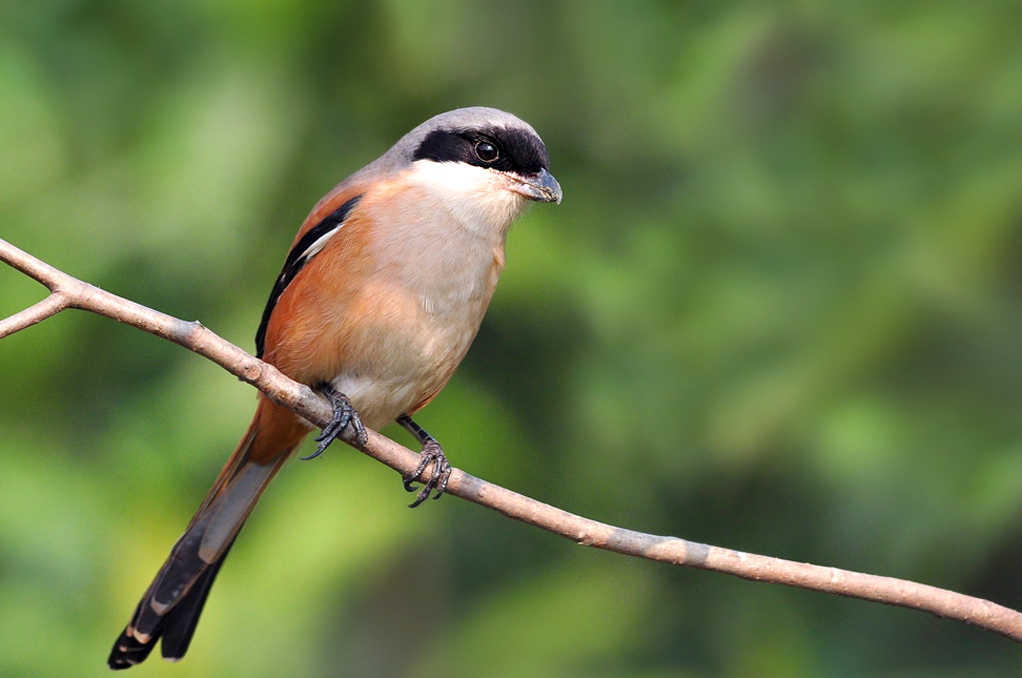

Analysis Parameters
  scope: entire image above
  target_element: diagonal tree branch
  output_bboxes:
[2,235,1021,643]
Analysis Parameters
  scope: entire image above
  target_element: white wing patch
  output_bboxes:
[299,228,340,264]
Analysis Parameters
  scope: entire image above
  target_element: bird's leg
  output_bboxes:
[397,414,452,508]
[303,384,368,460]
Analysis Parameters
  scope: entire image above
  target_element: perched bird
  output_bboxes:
[108,107,561,669]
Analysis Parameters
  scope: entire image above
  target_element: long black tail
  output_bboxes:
[108,538,236,668]
[108,402,300,669]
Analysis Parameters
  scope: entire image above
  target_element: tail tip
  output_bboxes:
[107,631,157,671]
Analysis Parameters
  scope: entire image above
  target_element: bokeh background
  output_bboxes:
[3,1,1022,676]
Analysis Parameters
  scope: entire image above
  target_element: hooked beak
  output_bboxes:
[511,167,563,204]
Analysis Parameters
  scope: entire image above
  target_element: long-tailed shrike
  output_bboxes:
[108,107,561,669]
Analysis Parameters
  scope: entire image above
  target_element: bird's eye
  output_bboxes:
[474,140,499,163]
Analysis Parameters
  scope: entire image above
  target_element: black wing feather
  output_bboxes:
[255,195,363,357]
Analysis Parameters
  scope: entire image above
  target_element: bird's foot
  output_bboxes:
[302,386,367,460]
[403,440,451,508]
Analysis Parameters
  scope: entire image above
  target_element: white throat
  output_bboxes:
[401,160,529,239]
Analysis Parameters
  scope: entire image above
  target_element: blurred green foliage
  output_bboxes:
[2,1,1022,676]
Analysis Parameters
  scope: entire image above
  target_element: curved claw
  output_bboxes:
[300,448,325,462]
[408,487,432,509]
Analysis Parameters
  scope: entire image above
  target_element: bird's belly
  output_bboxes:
[322,269,490,429]
[328,312,480,430]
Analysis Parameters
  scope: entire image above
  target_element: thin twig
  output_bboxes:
[0,293,70,339]
[2,235,1020,643]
